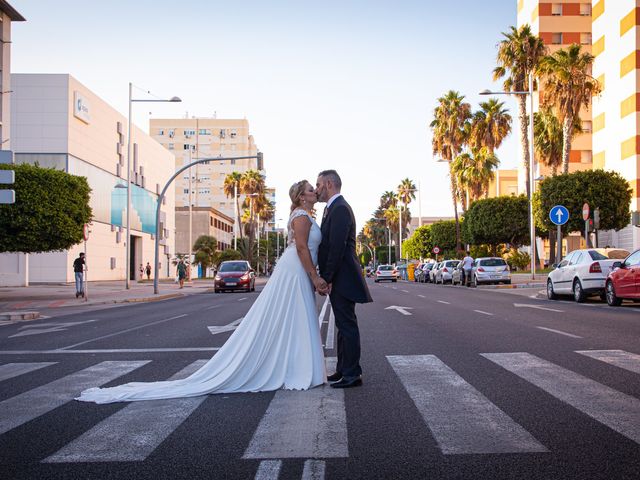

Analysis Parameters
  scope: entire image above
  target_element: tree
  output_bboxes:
[451,147,500,208]
[223,172,243,239]
[429,220,459,258]
[193,235,218,277]
[0,164,92,253]
[404,225,434,260]
[493,24,547,199]
[533,106,564,176]
[240,169,265,267]
[217,248,242,265]
[464,195,530,254]
[431,91,472,251]
[533,170,632,235]
[541,44,602,174]
[470,98,512,153]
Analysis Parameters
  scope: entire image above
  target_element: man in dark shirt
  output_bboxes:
[73,253,85,298]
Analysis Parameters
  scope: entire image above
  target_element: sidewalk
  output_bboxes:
[0,278,264,319]
[475,273,547,290]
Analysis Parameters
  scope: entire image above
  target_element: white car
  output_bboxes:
[429,262,441,283]
[547,248,630,302]
[472,257,511,285]
[434,260,460,284]
[375,264,398,283]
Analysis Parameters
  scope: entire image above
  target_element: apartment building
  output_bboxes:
[487,169,519,197]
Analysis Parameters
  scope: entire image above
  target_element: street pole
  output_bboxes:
[556,224,562,266]
[398,203,403,262]
[234,182,238,250]
[125,82,132,289]
[188,146,193,278]
[528,72,536,280]
[418,181,422,227]
[388,227,392,265]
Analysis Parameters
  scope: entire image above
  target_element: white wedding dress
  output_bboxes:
[76,209,326,403]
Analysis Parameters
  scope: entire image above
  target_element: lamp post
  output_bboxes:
[480,71,536,280]
[125,83,181,289]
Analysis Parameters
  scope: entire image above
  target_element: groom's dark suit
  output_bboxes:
[318,195,372,379]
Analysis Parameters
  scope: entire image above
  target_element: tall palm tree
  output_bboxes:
[396,178,416,248]
[493,24,547,198]
[380,191,397,210]
[470,98,512,153]
[540,43,601,174]
[452,148,500,205]
[430,90,471,252]
[223,172,244,240]
[239,170,265,266]
[533,106,564,176]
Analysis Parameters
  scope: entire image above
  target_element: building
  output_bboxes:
[0,2,25,286]
[408,216,455,237]
[6,74,176,283]
[487,169,519,197]
[175,206,234,254]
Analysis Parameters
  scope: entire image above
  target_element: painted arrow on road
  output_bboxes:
[385,306,413,316]
[8,319,98,338]
[208,317,243,335]
[513,303,564,313]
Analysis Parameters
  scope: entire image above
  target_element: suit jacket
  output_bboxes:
[318,196,373,304]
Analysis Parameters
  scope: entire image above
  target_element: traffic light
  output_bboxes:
[587,218,594,232]
[257,151,263,170]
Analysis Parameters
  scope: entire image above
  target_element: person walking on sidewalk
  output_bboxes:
[73,253,86,298]
[177,259,187,289]
[139,263,144,280]
[145,262,152,280]
[460,251,474,287]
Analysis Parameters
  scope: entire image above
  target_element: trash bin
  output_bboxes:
[407,263,416,282]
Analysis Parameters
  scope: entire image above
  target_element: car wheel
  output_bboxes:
[546,279,557,300]
[599,292,606,302]
[392,279,397,283]
[573,279,587,303]
[504,280,511,285]
[374,279,378,283]
[214,289,220,293]
[252,281,256,292]
[605,280,622,306]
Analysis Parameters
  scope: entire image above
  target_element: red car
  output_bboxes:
[214,260,256,293]
[605,249,640,306]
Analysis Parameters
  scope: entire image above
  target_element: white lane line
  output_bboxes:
[0,362,57,382]
[59,314,189,350]
[208,317,244,335]
[0,361,149,435]
[0,348,219,355]
[238,297,248,302]
[418,294,426,298]
[401,289,409,293]
[325,309,335,350]
[205,305,222,310]
[255,460,282,480]
[482,352,640,444]
[387,355,547,454]
[535,326,582,339]
[302,459,326,480]
[473,310,494,316]
[45,360,208,463]
[576,350,640,375]
[318,297,330,328]
[392,287,398,290]
[437,300,450,305]
[243,357,347,459]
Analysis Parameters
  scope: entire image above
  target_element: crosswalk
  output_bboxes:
[0,350,638,478]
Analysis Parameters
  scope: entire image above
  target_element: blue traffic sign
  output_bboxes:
[549,205,569,225]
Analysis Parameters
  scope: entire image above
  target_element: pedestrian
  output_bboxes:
[139,263,144,280]
[177,259,187,289]
[145,262,152,280]
[460,250,474,287]
[73,252,86,298]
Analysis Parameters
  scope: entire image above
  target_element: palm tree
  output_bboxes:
[533,106,564,176]
[430,90,471,252]
[397,178,416,249]
[380,191,397,209]
[470,98,512,153]
[223,172,244,240]
[452,148,500,205]
[493,24,547,198]
[540,43,601,174]
[239,170,265,267]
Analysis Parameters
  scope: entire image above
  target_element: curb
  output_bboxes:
[477,283,546,290]
[0,311,40,321]
[121,293,184,303]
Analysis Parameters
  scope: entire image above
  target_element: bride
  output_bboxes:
[76,180,327,403]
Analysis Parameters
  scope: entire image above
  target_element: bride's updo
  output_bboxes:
[289,180,316,217]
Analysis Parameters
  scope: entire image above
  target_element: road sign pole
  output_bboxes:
[556,224,562,263]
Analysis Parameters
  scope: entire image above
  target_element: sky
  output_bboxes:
[10,0,518,228]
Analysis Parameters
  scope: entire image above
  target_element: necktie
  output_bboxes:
[322,207,329,222]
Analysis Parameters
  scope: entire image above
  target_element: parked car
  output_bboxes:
[429,262,441,283]
[214,260,256,293]
[472,257,511,285]
[451,263,471,286]
[413,263,424,282]
[434,260,460,284]
[419,263,435,283]
[547,248,630,302]
[603,248,640,306]
[375,264,398,283]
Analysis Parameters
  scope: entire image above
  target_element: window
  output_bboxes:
[582,121,592,133]
[551,3,562,15]
[184,129,196,138]
[230,129,237,138]
[624,250,640,266]
[183,188,189,194]
[219,129,226,139]
[580,32,591,45]
[580,3,591,16]
[570,252,584,265]
[168,143,175,150]
[184,144,192,150]
[158,129,164,136]
[199,129,211,135]
[552,33,563,44]
[168,129,175,138]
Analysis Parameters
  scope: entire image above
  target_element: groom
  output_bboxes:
[316,170,373,388]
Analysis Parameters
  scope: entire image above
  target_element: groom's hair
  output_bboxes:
[318,169,342,189]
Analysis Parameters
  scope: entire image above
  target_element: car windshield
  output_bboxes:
[219,262,248,272]
[588,251,608,260]
[379,266,393,271]
[480,258,507,267]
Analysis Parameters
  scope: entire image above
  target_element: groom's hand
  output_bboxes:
[314,277,329,295]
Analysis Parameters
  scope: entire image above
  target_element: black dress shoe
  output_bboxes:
[327,372,342,382]
[330,376,362,389]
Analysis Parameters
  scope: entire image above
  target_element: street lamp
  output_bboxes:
[125,83,181,289]
[480,72,536,280]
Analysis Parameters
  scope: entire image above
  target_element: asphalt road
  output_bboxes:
[0,279,639,479]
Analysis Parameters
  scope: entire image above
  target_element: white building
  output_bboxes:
[3,74,176,284]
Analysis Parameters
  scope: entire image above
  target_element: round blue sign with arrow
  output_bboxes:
[549,205,569,225]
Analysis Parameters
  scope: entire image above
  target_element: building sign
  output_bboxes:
[73,91,91,124]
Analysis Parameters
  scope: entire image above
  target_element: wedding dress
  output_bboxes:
[76,209,326,403]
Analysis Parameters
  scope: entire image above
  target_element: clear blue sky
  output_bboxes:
[11,0,518,227]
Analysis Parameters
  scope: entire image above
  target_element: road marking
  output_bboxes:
[401,289,409,293]
[255,460,282,480]
[59,314,188,350]
[318,297,330,328]
[473,310,494,316]
[437,300,450,305]
[576,350,640,375]
[205,304,222,310]
[0,361,149,435]
[535,326,582,338]
[0,362,57,382]
[0,348,219,355]
[385,306,413,316]
[514,303,563,313]
[302,459,326,480]
[45,360,208,463]
[8,319,99,338]
[482,352,640,444]
[418,294,426,298]
[208,317,243,336]
[387,355,547,454]
[325,309,335,350]
[238,297,248,301]
[243,357,347,459]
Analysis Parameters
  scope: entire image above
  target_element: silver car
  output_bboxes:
[434,260,460,284]
[472,257,511,285]
[429,262,442,283]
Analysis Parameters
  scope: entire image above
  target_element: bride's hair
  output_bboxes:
[289,180,315,216]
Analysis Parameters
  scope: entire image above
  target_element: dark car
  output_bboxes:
[605,248,640,306]
[214,260,255,293]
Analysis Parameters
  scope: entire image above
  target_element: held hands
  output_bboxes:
[313,277,331,296]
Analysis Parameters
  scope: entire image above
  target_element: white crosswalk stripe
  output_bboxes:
[44,360,209,463]
[0,361,149,435]
[482,352,640,444]
[0,362,57,382]
[576,349,640,375]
